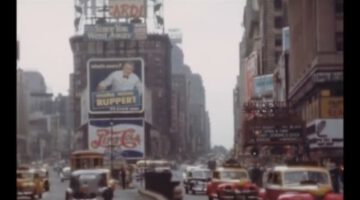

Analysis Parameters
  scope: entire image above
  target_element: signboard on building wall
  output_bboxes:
[321,97,343,118]
[253,74,274,98]
[88,118,145,160]
[168,28,183,43]
[109,0,146,18]
[80,88,89,126]
[84,23,147,40]
[306,119,343,149]
[282,27,290,52]
[245,51,258,102]
[87,58,145,114]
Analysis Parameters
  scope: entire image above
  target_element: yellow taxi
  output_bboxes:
[260,163,343,200]
[206,163,259,200]
[17,169,43,200]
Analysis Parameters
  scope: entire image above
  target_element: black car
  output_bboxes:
[65,169,115,200]
[184,169,211,195]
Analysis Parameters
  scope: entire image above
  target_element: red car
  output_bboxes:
[207,166,259,200]
[260,164,343,200]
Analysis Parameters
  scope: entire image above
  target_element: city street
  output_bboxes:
[18,169,153,200]
[184,193,207,200]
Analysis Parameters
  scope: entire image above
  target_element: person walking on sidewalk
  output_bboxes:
[120,167,127,189]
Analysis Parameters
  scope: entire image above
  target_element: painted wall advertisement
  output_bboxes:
[109,0,146,18]
[87,58,144,114]
[88,118,145,160]
[84,23,147,40]
[245,51,258,102]
[253,74,274,98]
[321,97,343,118]
[306,119,343,149]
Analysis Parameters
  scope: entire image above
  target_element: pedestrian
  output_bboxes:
[121,167,127,189]
[328,160,340,193]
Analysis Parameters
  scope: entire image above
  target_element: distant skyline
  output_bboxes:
[17,0,245,149]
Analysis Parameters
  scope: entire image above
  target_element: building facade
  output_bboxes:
[69,34,173,158]
[286,0,343,161]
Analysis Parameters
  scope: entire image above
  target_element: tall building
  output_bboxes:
[17,69,30,163]
[286,0,343,161]
[69,34,173,157]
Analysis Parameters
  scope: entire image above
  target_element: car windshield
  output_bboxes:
[283,170,330,185]
[220,171,248,180]
[192,171,211,179]
[17,172,33,179]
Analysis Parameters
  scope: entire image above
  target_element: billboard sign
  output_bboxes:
[250,124,303,144]
[84,23,147,40]
[88,118,145,160]
[253,74,274,98]
[320,97,343,118]
[87,58,144,114]
[306,119,343,149]
[168,28,183,44]
[245,51,258,101]
[282,27,290,52]
[109,0,146,18]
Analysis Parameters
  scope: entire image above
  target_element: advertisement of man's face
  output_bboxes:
[88,58,144,114]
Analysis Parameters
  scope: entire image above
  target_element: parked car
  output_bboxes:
[207,164,259,200]
[65,168,117,200]
[260,163,344,200]
[184,168,211,195]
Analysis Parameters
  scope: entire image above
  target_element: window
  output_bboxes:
[88,42,96,54]
[335,32,343,51]
[334,0,343,15]
[274,16,283,29]
[275,35,282,46]
[274,0,282,10]
[273,172,282,185]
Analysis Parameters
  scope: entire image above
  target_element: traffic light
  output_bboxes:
[251,147,259,157]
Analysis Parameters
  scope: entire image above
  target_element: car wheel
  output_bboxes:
[30,194,35,200]
[191,190,195,195]
[185,188,189,194]
[208,196,213,200]
[38,192,42,199]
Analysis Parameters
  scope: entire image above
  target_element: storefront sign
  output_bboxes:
[250,124,303,144]
[312,72,343,83]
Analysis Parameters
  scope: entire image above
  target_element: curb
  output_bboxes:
[138,189,168,200]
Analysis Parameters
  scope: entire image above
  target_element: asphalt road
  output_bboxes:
[18,169,153,200]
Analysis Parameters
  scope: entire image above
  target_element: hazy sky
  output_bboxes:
[17,0,245,149]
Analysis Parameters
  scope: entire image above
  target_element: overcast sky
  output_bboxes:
[17,0,245,149]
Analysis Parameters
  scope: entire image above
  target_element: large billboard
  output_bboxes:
[245,51,258,102]
[306,119,343,149]
[253,74,274,98]
[87,58,144,114]
[88,118,145,160]
[84,23,147,41]
[109,0,146,18]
